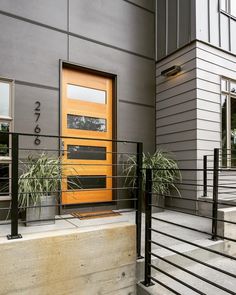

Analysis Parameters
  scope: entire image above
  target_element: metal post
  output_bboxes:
[203,155,207,197]
[212,148,219,241]
[7,133,22,240]
[142,168,154,287]
[136,142,143,259]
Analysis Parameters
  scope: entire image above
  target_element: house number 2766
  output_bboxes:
[34,101,41,145]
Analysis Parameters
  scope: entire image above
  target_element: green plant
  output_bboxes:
[18,153,62,209]
[123,150,181,196]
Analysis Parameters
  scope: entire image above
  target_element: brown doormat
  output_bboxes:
[71,210,121,220]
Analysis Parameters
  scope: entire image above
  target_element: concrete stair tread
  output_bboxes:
[138,256,236,295]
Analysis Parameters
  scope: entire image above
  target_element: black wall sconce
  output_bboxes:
[161,65,181,77]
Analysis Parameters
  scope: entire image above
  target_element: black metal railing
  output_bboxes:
[142,149,236,294]
[0,132,143,257]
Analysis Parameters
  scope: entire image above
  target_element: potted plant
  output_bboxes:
[123,150,181,212]
[18,153,61,226]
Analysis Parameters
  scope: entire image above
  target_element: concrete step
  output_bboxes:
[137,255,236,295]
[137,238,225,282]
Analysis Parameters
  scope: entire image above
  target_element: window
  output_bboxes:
[0,79,13,199]
[67,114,107,132]
[221,77,236,167]
[220,0,236,17]
[67,84,106,104]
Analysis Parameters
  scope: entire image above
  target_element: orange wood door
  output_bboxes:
[62,68,113,204]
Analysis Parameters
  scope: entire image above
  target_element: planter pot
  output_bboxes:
[141,191,165,213]
[25,195,56,226]
[152,194,165,213]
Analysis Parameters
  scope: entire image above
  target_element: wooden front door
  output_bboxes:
[61,68,113,205]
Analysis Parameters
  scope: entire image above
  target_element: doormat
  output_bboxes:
[71,210,121,220]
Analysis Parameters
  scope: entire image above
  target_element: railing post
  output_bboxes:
[136,142,143,259]
[212,148,219,241]
[203,155,207,197]
[7,133,22,240]
[142,168,154,287]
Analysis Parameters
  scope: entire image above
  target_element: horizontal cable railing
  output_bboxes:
[0,132,143,258]
[142,148,236,294]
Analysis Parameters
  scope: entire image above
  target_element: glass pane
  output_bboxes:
[221,78,228,92]
[221,95,227,166]
[0,82,10,117]
[68,145,106,160]
[67,114,107,132]
[67,84,106,104]
[230,80,236,94]
[0,164,9,196]
[67,175,106,190]
[0,122,10,156]
[230,0,236,16]
[231,97,236,166]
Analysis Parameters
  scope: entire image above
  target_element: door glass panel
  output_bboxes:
[67,114,107,132]
[0,122,10,156]
[0,82,10,117]
[68,145,106,160]
[0,164,9,196]
[231,97,236,166]
[67,175,106,190]
[222,95,227,166]
[67,84,106,104]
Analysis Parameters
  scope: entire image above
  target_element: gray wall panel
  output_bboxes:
[156,0,166,60]
[118,102,155,152]
[69,36,155,106]
[179,0,191,47]
[0,14,67,87]
[0,0,67,29]
[209,0,220,46]
[195,0,209,42]
[126,0,155,11]
[14,84,59,154]
[167,0,177,54]
[69,0,154,58]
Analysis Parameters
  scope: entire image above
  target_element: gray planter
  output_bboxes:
[26,195,56,226]
[152,194,165,213]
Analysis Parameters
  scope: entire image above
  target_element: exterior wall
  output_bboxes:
[156,42,198,211]
[156,0,236,61]
[0,222,136,295]
[156,0,196,60]
[0,0,155,152]
[156,39,236,209]
[196,0,236,54]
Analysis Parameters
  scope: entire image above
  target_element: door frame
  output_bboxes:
[59,60,118,210]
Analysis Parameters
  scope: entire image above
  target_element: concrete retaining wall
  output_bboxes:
[0,222,136,295]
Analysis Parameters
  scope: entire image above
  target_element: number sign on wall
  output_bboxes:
[34,101,41,145]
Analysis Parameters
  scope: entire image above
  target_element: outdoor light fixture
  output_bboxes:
[161,65,181,77]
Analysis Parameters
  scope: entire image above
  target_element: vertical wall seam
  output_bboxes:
[67,0,70,60]
[166,0,168,55]
[208,0,211,43]
[218,0,222,47]
[177,0,179,48]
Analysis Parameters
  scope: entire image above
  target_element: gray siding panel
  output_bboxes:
[14,84,59,153]
[69,36,155,106]
[167,0,177,54]
[156,0,166,60]
[0,14,67,87]
[179,0,191,46]
[0,0,67,30]
[209,0,220,46]
[126,0,155,11]
[69,0,154,58]
[118,102,155,153]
